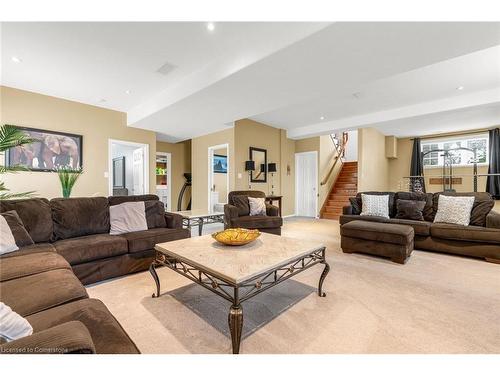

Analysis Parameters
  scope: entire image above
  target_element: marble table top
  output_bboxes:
[155,233,325,284]
[176,209,224,219]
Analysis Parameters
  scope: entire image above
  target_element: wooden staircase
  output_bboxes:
[320,161,358,220]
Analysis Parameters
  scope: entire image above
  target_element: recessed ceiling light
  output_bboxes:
[207,22,215,32]
[320,116,325,121]
[11,56,22,63]
[456,86,464,91]
[125,90,131,95]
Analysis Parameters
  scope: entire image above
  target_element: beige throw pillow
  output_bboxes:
[0,302,33,343]
[434,195,475,226]
[248,197,267,216]
[0,215,19,255]
[109,201,148,235]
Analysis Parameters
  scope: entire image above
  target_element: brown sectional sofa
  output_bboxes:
[0,194,189,354]
[340,191,500,263]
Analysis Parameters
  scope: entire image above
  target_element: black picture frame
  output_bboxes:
[6,126,83,172]
[249,147,267,183]
[112,157,126,188]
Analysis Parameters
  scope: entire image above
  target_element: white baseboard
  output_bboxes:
[282,214,296,219]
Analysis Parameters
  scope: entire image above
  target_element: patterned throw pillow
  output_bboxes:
[433,195,475,226]
[248,197,267,216]
[360,194,390,219]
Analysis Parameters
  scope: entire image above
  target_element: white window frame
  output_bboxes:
[421,133,489,169]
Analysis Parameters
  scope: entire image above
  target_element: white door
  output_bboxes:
[132,148,144,195]
[295,152,318,217]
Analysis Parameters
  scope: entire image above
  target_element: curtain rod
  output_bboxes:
[410,127,497,141]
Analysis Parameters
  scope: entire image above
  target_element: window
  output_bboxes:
[421,134,489,168]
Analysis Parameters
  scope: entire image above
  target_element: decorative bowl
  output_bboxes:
[212,228,261,246]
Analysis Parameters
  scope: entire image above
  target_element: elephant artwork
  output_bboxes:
[7,127,82,171]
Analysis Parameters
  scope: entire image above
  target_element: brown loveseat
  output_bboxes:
[0,194,189,354]
[224,191,282,235]
[340,191,500,263]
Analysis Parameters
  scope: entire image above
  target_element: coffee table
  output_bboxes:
[177,210,224,236]
[150,233,330,354]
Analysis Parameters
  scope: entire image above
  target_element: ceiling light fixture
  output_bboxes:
[125,90,131,94]
[456,86,464,91]
[320,116,325,121]
[11,56,22,63]
[207,22,215,32]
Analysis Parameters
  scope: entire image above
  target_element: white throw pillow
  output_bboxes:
[0,302,33,343]
[109,201,148,235]
[248,197,267,216]
[0,215,19,255]
[360,194,390,219]
[434,195,475,226]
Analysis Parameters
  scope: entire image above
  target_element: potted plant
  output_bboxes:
[55,166,83,198]
[0,124,38,200]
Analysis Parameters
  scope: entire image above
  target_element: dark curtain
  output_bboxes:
[486,128,500,199]
[410,138,426,193]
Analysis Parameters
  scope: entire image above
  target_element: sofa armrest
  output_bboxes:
[0,321,95,354]
[266,203,279,217]
[343,205,353,215]
[486,210,500,229]
[165,212,183,229]
[224,204,239,227]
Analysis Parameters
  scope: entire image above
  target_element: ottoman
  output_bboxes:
[340,220,414,264]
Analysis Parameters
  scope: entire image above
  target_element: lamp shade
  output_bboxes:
[245,160,255,171]
[260,163,266,173]
[268,163,277,173]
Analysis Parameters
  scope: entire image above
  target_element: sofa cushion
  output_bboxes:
[395,199,426,221]
[395,192,434,222]
[387,218,431,237]
[431,192,494,226]
[431,223,500,244]
[341,221,414,245]
[1,211,35,248]
[0,243,56,259]
[0,269,88,317]
[0,198,53,243]
[339,214,389,226]
[26,298,139,354]
[54,234,128,265]
[51,197,110,240]
[120,228,190,254]
[232,195,250,216]
[356,191,396,217]
[230,215,282,229]
[0,252,70,282]
[349,197,362,215]
[108,194,158,206]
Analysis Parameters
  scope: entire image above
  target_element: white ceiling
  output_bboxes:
[2,22,500,142]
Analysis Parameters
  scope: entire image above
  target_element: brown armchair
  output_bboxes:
[224,191,282,235]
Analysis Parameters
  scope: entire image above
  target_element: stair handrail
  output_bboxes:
[320,132,348,186]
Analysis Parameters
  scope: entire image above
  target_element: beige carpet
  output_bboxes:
[87,218,500,354]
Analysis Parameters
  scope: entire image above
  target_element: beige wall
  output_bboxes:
[156,140,191,211]
[0,86,156,199]
[279,129,296,216]
[191,128,235,211]
[357,127,390,191]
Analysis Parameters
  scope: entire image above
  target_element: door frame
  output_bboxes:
[108,139,149,196]
[208,143,229,213]
[295,151,318,217]
[156,151,172,211]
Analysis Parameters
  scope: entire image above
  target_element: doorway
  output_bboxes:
[108,139,149,196]
[295,151,318,217]
[208,144,229,213]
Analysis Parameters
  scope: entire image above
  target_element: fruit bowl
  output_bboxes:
[212,228,260,246]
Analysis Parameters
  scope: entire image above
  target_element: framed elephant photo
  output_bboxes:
[7,126,83,172]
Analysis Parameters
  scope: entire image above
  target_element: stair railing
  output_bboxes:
[320,132,348,186]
